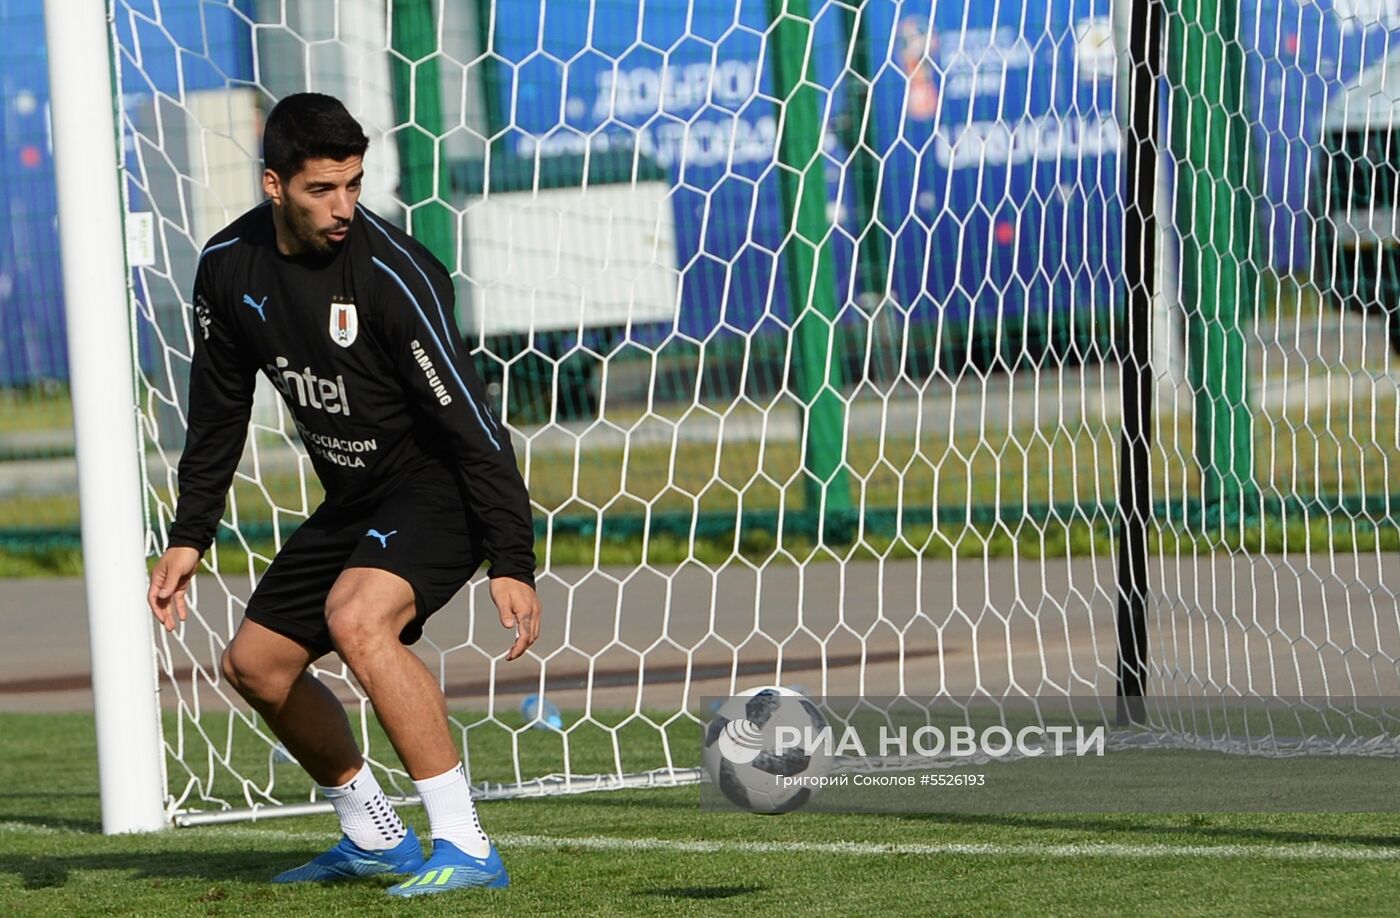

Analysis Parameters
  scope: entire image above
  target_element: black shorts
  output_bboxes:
[244,463,484,657]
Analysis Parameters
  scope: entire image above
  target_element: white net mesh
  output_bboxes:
[111,0,1400,822]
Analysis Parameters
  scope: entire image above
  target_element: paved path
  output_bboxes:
[4,552,1398,713]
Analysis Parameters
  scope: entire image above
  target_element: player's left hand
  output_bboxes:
[491,577,542,661]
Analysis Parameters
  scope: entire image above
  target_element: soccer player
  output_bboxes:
[145,93,540,898]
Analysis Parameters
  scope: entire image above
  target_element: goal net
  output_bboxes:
[109,0,1400,823]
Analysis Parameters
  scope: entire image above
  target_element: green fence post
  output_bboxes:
[1167,0,1258,526]
[389,0,455,270]
[768,0,855,544]
[838,0,896,384]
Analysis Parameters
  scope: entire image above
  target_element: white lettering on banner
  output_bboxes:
[942,70,1013,99]
[933,117,1122,170]
[516,114,778,169]
[937,27,1035,71]
[594,61,761,119]
[652,117,777,169]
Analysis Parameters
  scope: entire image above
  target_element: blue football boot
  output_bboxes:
[386,839,509,897]
[271,827,425,883]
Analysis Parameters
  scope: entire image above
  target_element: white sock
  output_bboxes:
[318,761,408,852]
[413,763,491,858]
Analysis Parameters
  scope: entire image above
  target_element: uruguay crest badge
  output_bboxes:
[330,301,358,348]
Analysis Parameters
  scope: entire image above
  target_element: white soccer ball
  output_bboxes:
[701,685,833,813]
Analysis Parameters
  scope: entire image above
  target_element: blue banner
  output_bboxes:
[490,0,1121,354]
[7,0,1400,385]
[1242,0,1400,272]
[0,2,64,386]
[0,0,255,387]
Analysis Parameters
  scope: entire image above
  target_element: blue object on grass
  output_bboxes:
[520,693,563,731]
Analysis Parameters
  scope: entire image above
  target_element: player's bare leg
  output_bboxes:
[323,567,459,779]
[219,618,360,785]
[222,615,424,880]
[326,566,506,894]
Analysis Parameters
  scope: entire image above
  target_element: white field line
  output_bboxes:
[4,821,1399,862]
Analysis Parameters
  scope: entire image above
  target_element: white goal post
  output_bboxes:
[43,0,165,833]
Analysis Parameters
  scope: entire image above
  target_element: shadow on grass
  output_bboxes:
[0,847,347,891]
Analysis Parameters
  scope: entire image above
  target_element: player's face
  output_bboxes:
[264,156,364,255]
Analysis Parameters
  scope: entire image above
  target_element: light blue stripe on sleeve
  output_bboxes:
[197,236,239,264]
[358,205,502,437]
[372,256,502,452]
[357,206,458,355]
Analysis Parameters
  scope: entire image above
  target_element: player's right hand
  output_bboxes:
[147,546,201,632]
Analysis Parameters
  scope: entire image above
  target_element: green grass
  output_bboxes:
[0,390,72,437]
[0,547,84,577]
[5,712,1400,915]
[3,512,1396,580]
[157,708,699,806]
[2,384,1396,574]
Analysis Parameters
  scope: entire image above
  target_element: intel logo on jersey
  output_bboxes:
[266,356,352,416]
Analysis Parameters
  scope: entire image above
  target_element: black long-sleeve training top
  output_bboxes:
[167,202,536,587]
